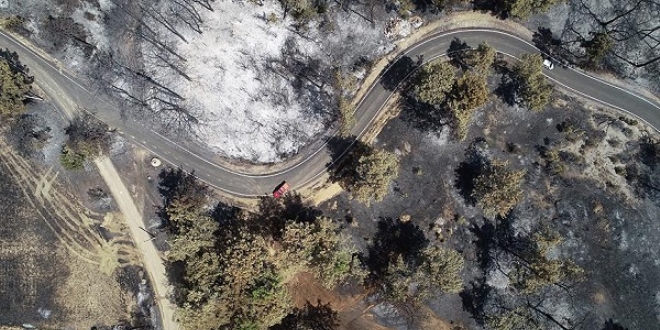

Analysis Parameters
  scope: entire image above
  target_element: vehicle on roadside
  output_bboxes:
[543,59,554,70]
[272,181,289,198]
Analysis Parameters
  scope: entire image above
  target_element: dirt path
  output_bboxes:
[95,157,180,330]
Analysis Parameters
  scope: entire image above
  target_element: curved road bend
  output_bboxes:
[1,29,659,197]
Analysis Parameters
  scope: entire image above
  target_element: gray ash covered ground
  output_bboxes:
[320,89,660,329]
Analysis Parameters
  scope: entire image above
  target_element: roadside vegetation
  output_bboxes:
[511,54,553,111]
[329,139,400,205]
[59,114,111,170]
[0,49,33,118]
[405,40,553,141]
[158,168,464,329]
[159,168,363,329]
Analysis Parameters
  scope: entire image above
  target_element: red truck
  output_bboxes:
[272,181,289,198]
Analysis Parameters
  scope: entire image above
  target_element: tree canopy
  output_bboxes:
[464,42,497,76]
[332,141,399,205]
[159,170,362,330]
[505,0,564,19]
[448,72,489,140]
[0,53,33,117]
[411,60,455,106]
[366,218,464,303]
[582,31,613,68]
[270,301,339,330]
[60,114,111,170]
[511,229,584,293]
[472,158,525,218]
[513,54,553,112]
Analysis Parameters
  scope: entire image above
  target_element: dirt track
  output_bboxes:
[95,157,179,330]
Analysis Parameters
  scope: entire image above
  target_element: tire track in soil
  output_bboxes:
[0,144,138,273]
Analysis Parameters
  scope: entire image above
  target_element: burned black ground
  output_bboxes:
[320,89,660,329]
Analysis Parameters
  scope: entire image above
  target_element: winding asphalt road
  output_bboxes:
[1,28,659,197]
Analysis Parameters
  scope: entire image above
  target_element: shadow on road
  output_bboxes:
[381,55,419,91]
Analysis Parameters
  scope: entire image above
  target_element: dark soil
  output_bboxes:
[0,164,67,326]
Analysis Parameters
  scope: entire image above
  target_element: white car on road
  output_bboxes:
[543,59,554,70]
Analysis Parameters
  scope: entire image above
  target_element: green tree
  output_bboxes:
[353,148,399,204]
[472,159,525,218]
[382,254,415,302]
[381,246,464,303]
[414,246,464,295]
[337,97,355,137]
[158,168,211,232]
[175,228,291,330]
[159,171,295,330]
[464,42,497,76]
[505,0,564,19]
[60,114,111,169]
[0,56,32,117]
[582,31,613,68]
[281,217,365,287]
[511,229,584,294]
[411,60,456,106]
[447,72,489,140]
[513,54,553,112]
[59,145,86,170]
[486,307,543,330]
[332,141,399,205]
[280,0,323,24]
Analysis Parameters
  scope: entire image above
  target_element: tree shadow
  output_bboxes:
[381,55,419,91]
[447,37,471,70]
[253,193,323,239]
[532,27,575,68]
[326,135,372,188]
[459,278,491,326]
[398,91,451,133]
[494,69,518,107]
[638,137,659,170]
[209,201,246,240]
[0,48,34,84]
[157,167,210,230]
[471,0,509,19]
[454,142,487,206]
[532,27,561,57]
[165,260,189,306]
[470,221,496,271]
[157,167,209,202]
[270,300,339,330]
[602,319,629,330]
[265,37,334,118]
[366,217,429,284]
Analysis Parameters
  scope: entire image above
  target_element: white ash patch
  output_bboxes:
[486,268,510,290]
[167,0,395,162]
[71,3,110,51]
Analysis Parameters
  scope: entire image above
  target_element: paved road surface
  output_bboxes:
[1,29,658,198]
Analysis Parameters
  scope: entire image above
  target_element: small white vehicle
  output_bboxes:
[542,59,554,70]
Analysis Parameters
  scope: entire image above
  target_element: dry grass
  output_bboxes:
[54,248,132,330]
[0,138,137,329]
